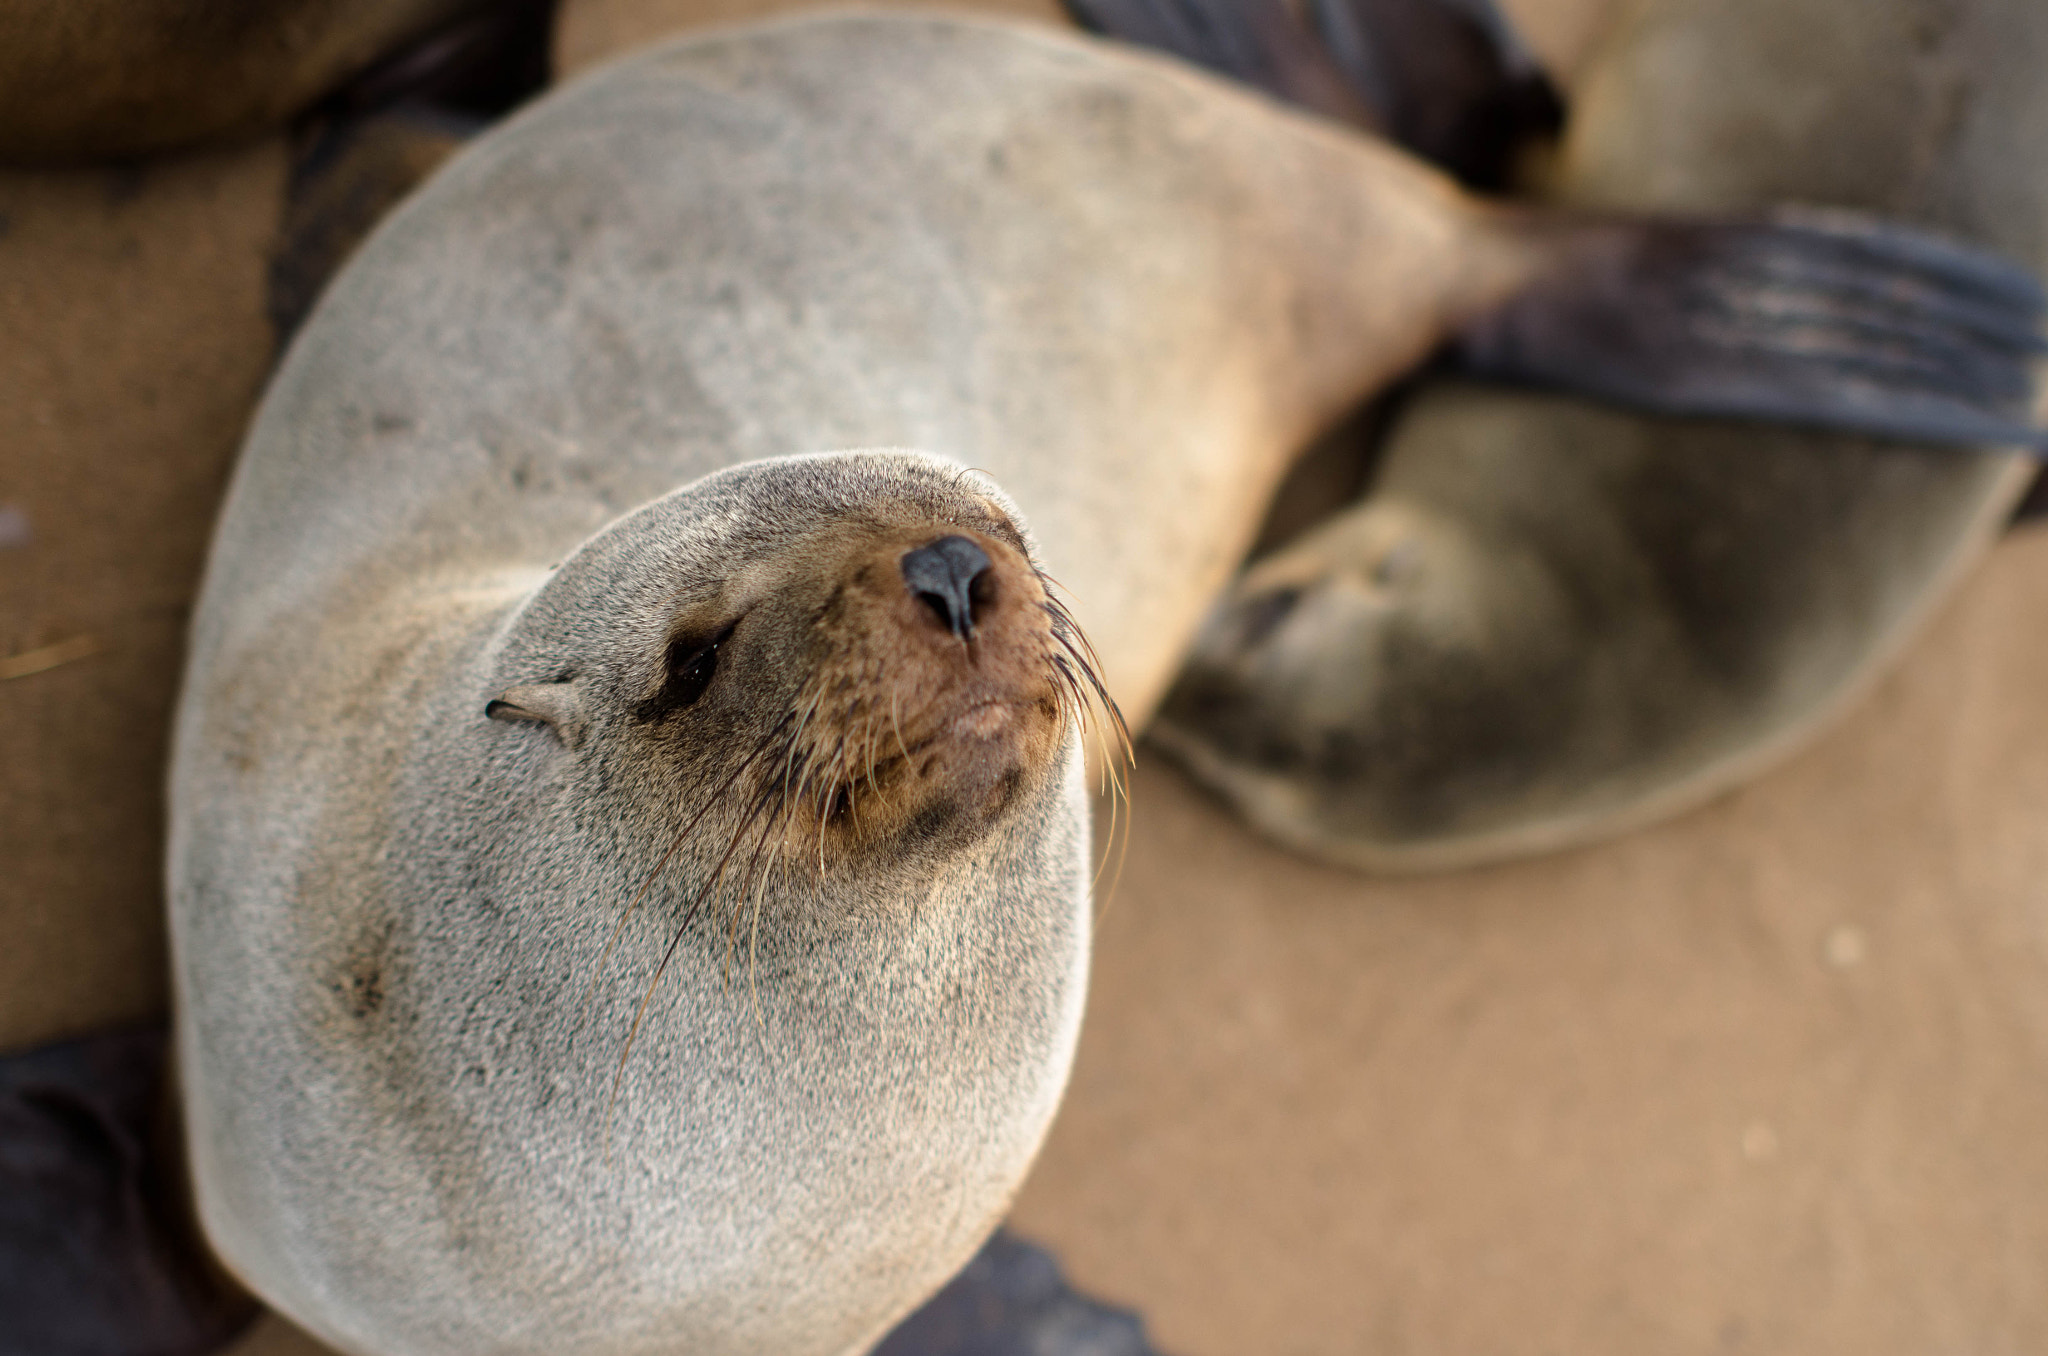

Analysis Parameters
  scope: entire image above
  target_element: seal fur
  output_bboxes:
[170,16,1512,1346]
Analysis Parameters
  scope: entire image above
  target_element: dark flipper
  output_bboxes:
[1063,0,1561,187]
[1308,0,1562,187]
[1062,0,1378,128]
[1453,209,2048,453]
[874,1229,1170,1356]
[2011,470,2048,521]
[270,0,557,346]
[0,1027,257,1356]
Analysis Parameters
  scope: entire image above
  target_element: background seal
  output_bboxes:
[1155,0,2046,870]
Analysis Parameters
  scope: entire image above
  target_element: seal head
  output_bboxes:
[482,452,1075,881]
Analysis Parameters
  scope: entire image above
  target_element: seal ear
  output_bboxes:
[485,682,587,749]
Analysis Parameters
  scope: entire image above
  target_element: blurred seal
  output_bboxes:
[1154,0,2047,871]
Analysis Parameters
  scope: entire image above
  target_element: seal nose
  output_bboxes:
[901,534,994,641]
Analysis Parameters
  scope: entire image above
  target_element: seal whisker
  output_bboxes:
[888,688,911,767]
[603,774,784,1154]
[722,743,805,985]
[824,734,851,855]
[719,789,787,1011]
[780,689,825,818]
[861,701,885,803]
[814,733,853,875]
[1048,624,1133,792]
[1035,579,1126,749]
[1047,616,1121,734]
[747,808,804,1034]
[1039,606,1134,903]
[579,711,794,1026]
[1094,759,1134,918]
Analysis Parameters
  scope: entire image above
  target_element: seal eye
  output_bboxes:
[669,639,719,705]
[635,623,736,724]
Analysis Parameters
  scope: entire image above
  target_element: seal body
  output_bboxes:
[166,14,1544,1352]
[1155,0,2042,870]
[178,443,1091,1355]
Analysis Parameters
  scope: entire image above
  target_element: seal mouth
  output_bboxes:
[947,698,1020,740]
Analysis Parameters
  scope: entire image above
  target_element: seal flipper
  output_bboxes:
[872,1230,1168,1356]
[1060,0,1378,130]
[1308,0,1563,187]
[1064,0,1562,187]
[1456,209,2048,453]
[1068,0,2048,451]
[269,0,557,346]
[0,1028,257,1356]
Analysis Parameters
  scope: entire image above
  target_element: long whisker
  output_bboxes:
[815,732,851,876]
[861,699,884,803]
[602,772,782,1156]
[888,687,911,767]
[720,737,806,983]
[1050,623,1131,763]
[1036,580,1134,910]
[749,805,804,1034]
[1050,652,1123,896]
[747,807,800,1033]
[721,780,788,1005]
[724,744,800,984]
[579,711,793,1024]
[781,689,823,809]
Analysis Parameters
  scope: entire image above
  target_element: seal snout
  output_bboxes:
[610,501,1092,881]
[737,516,1071,860]
[901,534,994,642]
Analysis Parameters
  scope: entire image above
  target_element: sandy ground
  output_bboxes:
[0,140,286,1054]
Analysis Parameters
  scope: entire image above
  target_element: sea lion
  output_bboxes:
[169,14,2045,1353]
[1008,522,2048,1353]
[1152,0,2048,871]
[180,441,1094,1356]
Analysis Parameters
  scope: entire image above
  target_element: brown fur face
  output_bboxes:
[629,512,1080,880]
